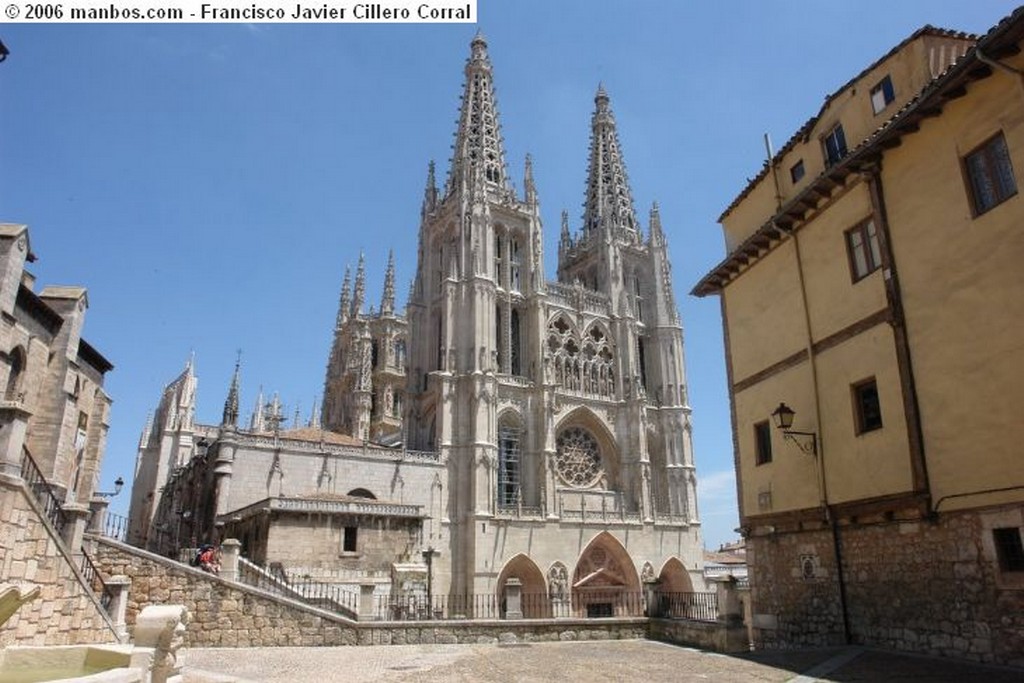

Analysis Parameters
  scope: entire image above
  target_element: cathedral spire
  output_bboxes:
[351,252,366,317]
[336,265,352,328]
[221,353,241,427]
[422,160,438,218]
[250,385,265,431]
[582,84,639,239]
[138,410,153,449]
[649,201,664,246]
[524,153,537,206]
[380,250,396,316]
[445,31,510,197]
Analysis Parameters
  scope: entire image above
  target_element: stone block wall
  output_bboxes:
[748,508,1024,667]
[92,538,361,648]
[0,476,117,646]
[92,537,663,649]
[265,514,418,572]
[648,618,748,653]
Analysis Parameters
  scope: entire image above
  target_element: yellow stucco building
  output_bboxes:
[694,10,1024,665]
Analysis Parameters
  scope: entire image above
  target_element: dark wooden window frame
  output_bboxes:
[754,420,773,466]
[852,377,883,435]
[845,218,883,282]
[963,131,1018,216]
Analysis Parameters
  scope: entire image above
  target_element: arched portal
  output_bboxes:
[572,531,641,617]
[496,553,548,618]
[658,557,694,592]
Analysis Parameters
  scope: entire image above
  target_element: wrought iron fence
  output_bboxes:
[374,590,652,621]
[19,449,68,537]
[652,591,719,622]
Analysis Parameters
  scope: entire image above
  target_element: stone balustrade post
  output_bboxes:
[61,503,91,556]
[504,578,523,619]
[0,403,30,479]
[642,578,661,617]
[713,575,750,653]
[87,497,109,535]
[358,583,376,621]
[715,576,742,625]
[105,575,131,641]
[219,538,242,581]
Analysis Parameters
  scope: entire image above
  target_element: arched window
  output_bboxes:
[394,339,407,370]
[494,232,505,288]
[495,306,504,372]
[637,337,648,391]
[510,309,521,376]
[510,238,521,292]
[498,420,522,508]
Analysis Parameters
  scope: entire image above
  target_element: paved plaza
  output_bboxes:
[180,640,1024,682]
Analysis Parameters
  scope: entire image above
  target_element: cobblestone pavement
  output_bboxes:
[180,640,1024,682]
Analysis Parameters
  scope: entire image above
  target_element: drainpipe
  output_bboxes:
[790,229,852,645]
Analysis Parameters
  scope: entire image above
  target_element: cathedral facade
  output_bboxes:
[129,34,705,607]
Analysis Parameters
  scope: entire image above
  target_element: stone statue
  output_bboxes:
[134,604,190,683]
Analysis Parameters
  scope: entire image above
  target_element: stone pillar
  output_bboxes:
[504,578,522,620]
[715,576,742,625]
[0,403,30,478]
[359,583,376,621]
[61,503,91,555]
[105,575,131,641]
[88,497,109,534]
[219,538,241,581]
[714,576,749,653]
[643,578,661,618]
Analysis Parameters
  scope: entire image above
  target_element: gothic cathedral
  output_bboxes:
[131,34,704,607]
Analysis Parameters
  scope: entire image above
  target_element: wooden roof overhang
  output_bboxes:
[692,10,1023,298]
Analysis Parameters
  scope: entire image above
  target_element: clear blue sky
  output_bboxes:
[0,1,1016,550]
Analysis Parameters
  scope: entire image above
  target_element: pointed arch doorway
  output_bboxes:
[572,532,642,617]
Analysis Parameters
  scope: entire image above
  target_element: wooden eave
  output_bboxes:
[692,9,1024,298]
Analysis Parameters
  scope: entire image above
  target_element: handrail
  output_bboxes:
[79,549,114,613]
[236,557,359,618]
[18,448,112,615]
[20,448,68,537]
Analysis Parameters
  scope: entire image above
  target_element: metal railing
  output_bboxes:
[20,449,68,537]
[373,590,652,621]
[652,591,719,622]
[18,449,113,616]
[237,558,358,618]
[79,549,114,613]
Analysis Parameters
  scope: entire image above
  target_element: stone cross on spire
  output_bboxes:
[380,250,396,316]
[445,31,510,196]
[582,84,639,239]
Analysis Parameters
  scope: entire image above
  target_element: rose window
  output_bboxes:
[555,427,603,487]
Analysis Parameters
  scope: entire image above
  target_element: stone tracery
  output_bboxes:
[555,426,603,488]
[546,316,616,399]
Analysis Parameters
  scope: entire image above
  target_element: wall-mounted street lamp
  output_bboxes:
[771,403,818,456]
[95,476,125,498]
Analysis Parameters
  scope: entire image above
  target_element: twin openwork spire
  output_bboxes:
[445,31,510,196]
[582,84,640,240]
